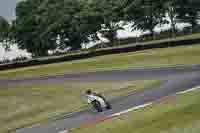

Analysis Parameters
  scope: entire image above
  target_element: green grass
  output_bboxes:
[74,89,200,133]
[1,44,200,80]
[0,80,159,133]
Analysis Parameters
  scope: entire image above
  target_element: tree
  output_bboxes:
[97,0,125,46]
[14,0,56,57]
[125,0,167,39]
[14,0,103,56]
[0,16,11,50]
[165,0,178,36]
[176,0,200,32]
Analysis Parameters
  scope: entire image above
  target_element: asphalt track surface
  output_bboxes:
[1,65,200,133]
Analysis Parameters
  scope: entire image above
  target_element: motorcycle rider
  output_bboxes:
[85,89,111,111]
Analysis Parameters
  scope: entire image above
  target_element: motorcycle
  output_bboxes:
[91,97,112,112]
[82,92,112,112]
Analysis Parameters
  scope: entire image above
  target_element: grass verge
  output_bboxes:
[74,88,200,133]
[1,44,200,80]
[0,80,159,133]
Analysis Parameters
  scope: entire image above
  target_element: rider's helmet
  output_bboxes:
[85,89,92,95]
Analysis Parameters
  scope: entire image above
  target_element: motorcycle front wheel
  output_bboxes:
[92,100,103,112]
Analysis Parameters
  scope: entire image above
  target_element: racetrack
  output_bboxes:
[2,65,200,133]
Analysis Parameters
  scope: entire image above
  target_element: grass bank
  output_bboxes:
[0,44,200,80]
[74,88,200,133]
[0,80,159,133]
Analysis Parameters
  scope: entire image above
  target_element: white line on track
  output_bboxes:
[111,102,153,117]
[176,86,200,95]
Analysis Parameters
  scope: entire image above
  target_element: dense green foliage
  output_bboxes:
[0,16,14,50]
[176,0,200,31]
[1,0,199,56]
[125,0,167,37]
[0,16,9,42]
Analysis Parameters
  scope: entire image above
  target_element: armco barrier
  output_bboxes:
[0,37,200,71]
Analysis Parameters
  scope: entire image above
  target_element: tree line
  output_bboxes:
[0,0,199,57]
